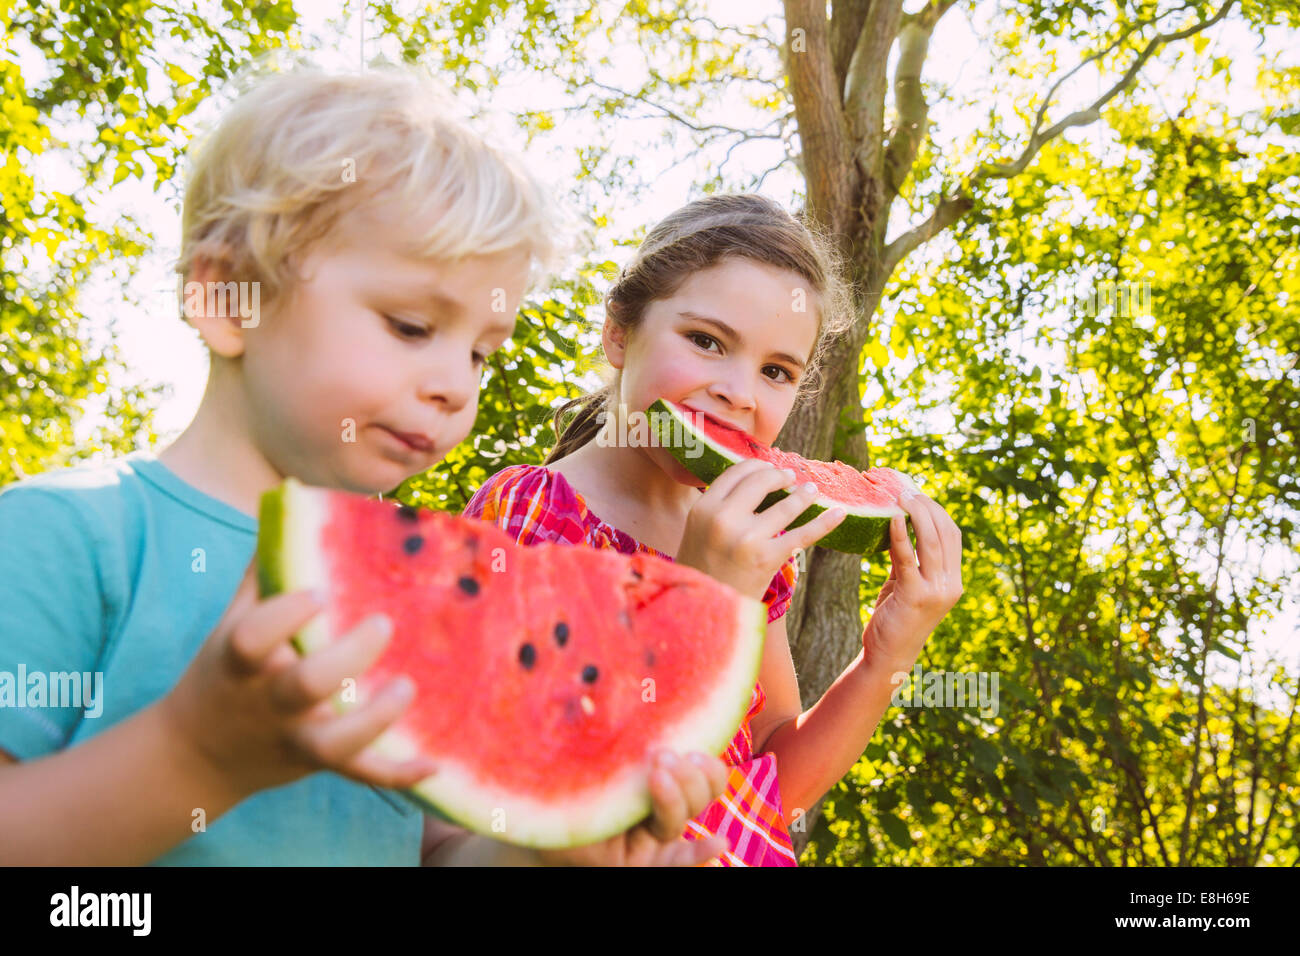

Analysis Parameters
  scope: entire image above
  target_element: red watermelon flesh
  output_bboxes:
[680,402,916,506]
[257,479,767,849]
[648,398,921,554]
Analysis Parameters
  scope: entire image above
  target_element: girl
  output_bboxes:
[464,193,964,866]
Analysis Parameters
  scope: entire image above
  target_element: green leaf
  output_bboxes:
[970,738,1000,774]
[1011,782,1038,814]
[878,813,914,848]
[1212,642,1241,661]
[166,63,197,86]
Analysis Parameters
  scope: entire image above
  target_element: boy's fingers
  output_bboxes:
[644,761,688,841]
[292,673,416,767]
[668,835,726,866]
[341,749,440,791]
[269,613,392,712]
[669,753,723,819]
[224,588,324,675]
[700,751,729,797]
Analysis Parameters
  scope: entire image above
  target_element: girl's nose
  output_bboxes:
[706,374,756,412]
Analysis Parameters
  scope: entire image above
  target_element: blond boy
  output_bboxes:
[0,65,726,866]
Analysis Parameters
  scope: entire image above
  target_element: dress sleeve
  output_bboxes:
[761,553,800,623]
[461,464,588,547]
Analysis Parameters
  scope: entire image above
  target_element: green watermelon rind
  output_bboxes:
[647,398,918,556]
[258,480,458,826]
[257,478,768,849]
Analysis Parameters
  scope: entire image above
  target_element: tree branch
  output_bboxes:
[1249,677,1300,864]
[880,190,973,276]
[878,1,1234,281]
[1177,440,1245,861]
[830,0,874,97]
[882,1,961,205]
[585,80,783,140]
[979,0,1237,181]
[641,9,785,53]
[783,0,857,231]
[844,0,903,182]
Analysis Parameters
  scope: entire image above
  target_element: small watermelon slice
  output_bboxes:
[257,478,767,850]
[648,398,921,555]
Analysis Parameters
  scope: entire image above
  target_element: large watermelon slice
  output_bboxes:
[257,479,767,850]
[648,398,921,555]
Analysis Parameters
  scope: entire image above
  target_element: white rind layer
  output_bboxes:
[279,480,332,654]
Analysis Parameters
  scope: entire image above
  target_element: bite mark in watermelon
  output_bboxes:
[257,479,767,849]
[648,398,921,555]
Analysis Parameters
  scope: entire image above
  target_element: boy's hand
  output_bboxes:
[676,458,846,601]
[862,491,963,671]
[159,562,439,800]
[535,750,729,866]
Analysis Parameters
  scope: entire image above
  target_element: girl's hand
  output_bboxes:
[862,490,964,671]
[676,457,847,601]
[159,562,440,800]
[536,750,730,866]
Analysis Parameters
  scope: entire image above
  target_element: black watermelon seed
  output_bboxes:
[554,621,569,647]
[519,643,536,669]
[458,576,480,596]
[630,567,643,580]
[402,535,424,554]
[397,504,420,522]
[645,649,655,668]
[581,664,598,684]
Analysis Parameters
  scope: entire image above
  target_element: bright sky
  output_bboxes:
[16,0,1298,694]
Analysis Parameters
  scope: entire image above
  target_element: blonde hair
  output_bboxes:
[176,60,563,308]
[546,194,852,463]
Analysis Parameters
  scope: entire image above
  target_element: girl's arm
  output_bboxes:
[751,618,909,826]
[751,494,963,825]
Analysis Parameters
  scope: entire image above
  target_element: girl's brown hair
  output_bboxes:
[545,193,851,464]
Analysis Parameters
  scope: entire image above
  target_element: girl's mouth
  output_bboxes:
[677,403,749,437]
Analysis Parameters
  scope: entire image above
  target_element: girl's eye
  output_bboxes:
[386,315,429,339]
[472,351,488,368]
[687,332,720,352]
[764,365,795,384]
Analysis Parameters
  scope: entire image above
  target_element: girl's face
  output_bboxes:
[605,256,821,486]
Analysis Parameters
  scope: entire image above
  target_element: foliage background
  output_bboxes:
[3,0,1296,864]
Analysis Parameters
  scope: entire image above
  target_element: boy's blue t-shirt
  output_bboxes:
[0,452,423,865]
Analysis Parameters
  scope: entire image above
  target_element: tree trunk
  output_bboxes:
[778,260,883,856]
[775,0,1233,861]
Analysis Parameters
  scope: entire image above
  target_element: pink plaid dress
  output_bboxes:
[463,464,799,867]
